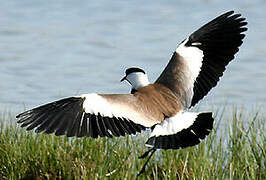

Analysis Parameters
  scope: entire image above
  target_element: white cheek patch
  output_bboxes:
[126,72,150,89]
[150,111,198,137]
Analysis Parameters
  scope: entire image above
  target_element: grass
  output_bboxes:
[0,107,265,179]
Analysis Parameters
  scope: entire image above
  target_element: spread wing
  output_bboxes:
[155,11,247,108]
[16,93,159,138]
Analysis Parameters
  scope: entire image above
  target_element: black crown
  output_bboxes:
[125,67,145,76]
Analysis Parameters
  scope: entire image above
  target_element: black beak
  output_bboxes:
[120,76,127,82]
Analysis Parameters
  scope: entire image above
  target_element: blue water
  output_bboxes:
[0,0,265,117]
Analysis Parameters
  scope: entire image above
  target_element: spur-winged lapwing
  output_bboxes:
[16,10,247,175]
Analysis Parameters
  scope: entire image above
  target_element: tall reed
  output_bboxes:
[0,108,265,179]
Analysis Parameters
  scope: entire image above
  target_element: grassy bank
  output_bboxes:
[0,108,265,179]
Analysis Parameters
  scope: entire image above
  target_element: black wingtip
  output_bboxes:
[226,10,234,15]
[16,97,85,133]
[16,110,30,119]
[187,10,247,107]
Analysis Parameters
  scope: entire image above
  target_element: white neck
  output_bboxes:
[126,72,150,89]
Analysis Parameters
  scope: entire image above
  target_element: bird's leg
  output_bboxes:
[139,147,156,159]
[137,148,156,177]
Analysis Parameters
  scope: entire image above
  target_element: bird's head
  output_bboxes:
[120,67,150,92]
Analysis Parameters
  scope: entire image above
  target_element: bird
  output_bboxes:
[16,10,247,176]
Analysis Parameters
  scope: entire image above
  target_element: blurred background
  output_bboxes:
[0,0,265,117]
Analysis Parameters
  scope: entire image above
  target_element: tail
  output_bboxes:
[146,112,214,149]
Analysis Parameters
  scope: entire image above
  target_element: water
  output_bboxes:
[0,0,265,116]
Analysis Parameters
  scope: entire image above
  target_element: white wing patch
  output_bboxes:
[81,93,154,127]
[150,111,198,137]
[191,42,202,46]
[175,38,204,107]
[176,38,204,85]
[82,93,112,116]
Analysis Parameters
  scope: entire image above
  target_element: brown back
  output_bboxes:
[100,84,183,125]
